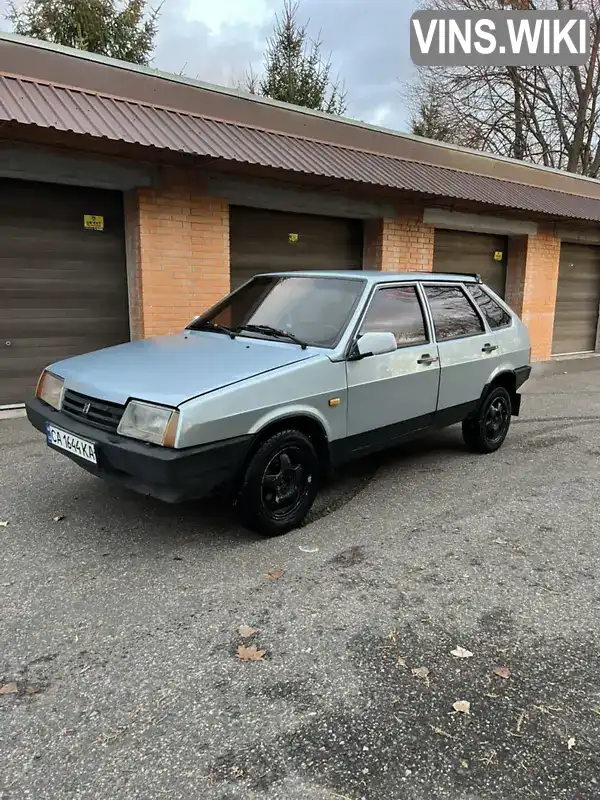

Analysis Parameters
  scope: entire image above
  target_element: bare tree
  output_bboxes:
[406,0,600,176]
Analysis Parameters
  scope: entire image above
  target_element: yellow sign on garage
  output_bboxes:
[84,214,104,231]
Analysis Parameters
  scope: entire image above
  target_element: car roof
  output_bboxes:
[255,270,480,284]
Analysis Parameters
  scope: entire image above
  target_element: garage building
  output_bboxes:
[1,33,600,406]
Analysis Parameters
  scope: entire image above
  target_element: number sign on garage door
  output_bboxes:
[433,229,508,298]
[0,178,130,405]
[230,206,363,291]
[552,243,600,356]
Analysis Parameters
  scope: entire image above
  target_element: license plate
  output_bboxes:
[46,424,97,465]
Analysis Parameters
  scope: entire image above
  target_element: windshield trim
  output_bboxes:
[188,274,369,350]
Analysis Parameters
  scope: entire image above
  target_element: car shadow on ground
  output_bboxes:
[45,425,472,552]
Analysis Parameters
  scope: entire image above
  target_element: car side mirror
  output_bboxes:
[353,331,397,359]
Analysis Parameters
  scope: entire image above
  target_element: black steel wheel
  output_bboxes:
[462,386,512,454]
[237,429,320,536]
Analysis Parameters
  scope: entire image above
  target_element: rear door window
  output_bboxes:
[467,284,511,329]
[360,285,429,347]
[423,286,484,341]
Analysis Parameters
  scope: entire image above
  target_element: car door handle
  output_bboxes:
[482,343,498,353]
[417,354,439,365]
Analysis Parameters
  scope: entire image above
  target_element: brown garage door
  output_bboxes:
[552,243,600,356]
[230,206,363,290]
[433,229,508,298]
[0,178,130,405]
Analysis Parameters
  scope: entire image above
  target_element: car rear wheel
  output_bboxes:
[462,386,512,454]
[237,429,320,536]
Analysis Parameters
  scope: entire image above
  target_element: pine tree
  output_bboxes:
[411,94,455,142]
[8,0,160,66]
[245,0,346,115]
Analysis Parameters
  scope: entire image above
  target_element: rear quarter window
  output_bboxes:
[423,285,484,341]
[467,285,512,329]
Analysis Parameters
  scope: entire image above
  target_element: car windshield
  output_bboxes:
[189,275,366,348]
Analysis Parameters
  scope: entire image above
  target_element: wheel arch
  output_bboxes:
[480,369,520,415]
[488,370,517,395]
[235,412,332,492]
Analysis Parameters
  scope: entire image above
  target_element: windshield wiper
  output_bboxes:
[236,324,308,349]
[187,320,236,339]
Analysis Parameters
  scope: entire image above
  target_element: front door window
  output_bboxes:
[360,285,429,346]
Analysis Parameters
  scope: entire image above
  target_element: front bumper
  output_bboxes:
[25,397,252,503]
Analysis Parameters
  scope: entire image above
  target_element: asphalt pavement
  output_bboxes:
[1,360,600,800]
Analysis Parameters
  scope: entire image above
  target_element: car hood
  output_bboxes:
[50,331,319,407]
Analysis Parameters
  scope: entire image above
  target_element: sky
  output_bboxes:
[0,0,420,131]
[148,0,420,131]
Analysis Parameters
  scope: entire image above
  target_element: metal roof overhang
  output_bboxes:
[1,73,600,223]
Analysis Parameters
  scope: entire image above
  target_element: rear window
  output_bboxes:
[467,285,511,329]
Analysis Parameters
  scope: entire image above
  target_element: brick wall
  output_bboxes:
[125,179,562,361]
[363,206,435,272]
[126,177,229,338]
[364,207,562,361]
[506,228,561,361]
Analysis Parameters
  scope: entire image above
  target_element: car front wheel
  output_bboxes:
[462,385,512,454]
[237,429,320,536]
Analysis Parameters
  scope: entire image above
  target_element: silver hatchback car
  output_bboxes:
[27,271,531,535]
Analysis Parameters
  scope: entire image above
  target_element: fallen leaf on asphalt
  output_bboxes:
[493,538,508,545]
[53,515,65,522]
[411,667,430,686]
[0,521,8,527]
[237,624,257,638]
[493,665,510,680]
[236,644,265,661]
[592,709,600,717]
[397,656,407,668]
[0,683,18,695]
[453,700,471,714]
[460,759,469,769]
[567,737,576,751]
[451,646,473,659]
[298,545,319,553]
[265,568,285,580]
[412,666,429,678]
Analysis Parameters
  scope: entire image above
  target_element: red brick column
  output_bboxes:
[125,180,229,338]
[506,228,561,361]
[363,206,435,272]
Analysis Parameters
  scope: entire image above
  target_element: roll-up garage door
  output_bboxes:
[230,206,363,291]
[433,229,508,298]
[0,178,130,405]
[552,243,600,356]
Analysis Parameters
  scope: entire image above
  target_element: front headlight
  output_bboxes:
[36,370,64,410]
[117,401,180,447]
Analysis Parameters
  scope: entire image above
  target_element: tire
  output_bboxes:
[237,429,320,536]
[462,386,512,454]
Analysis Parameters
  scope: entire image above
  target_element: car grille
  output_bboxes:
[61,390,125,434]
